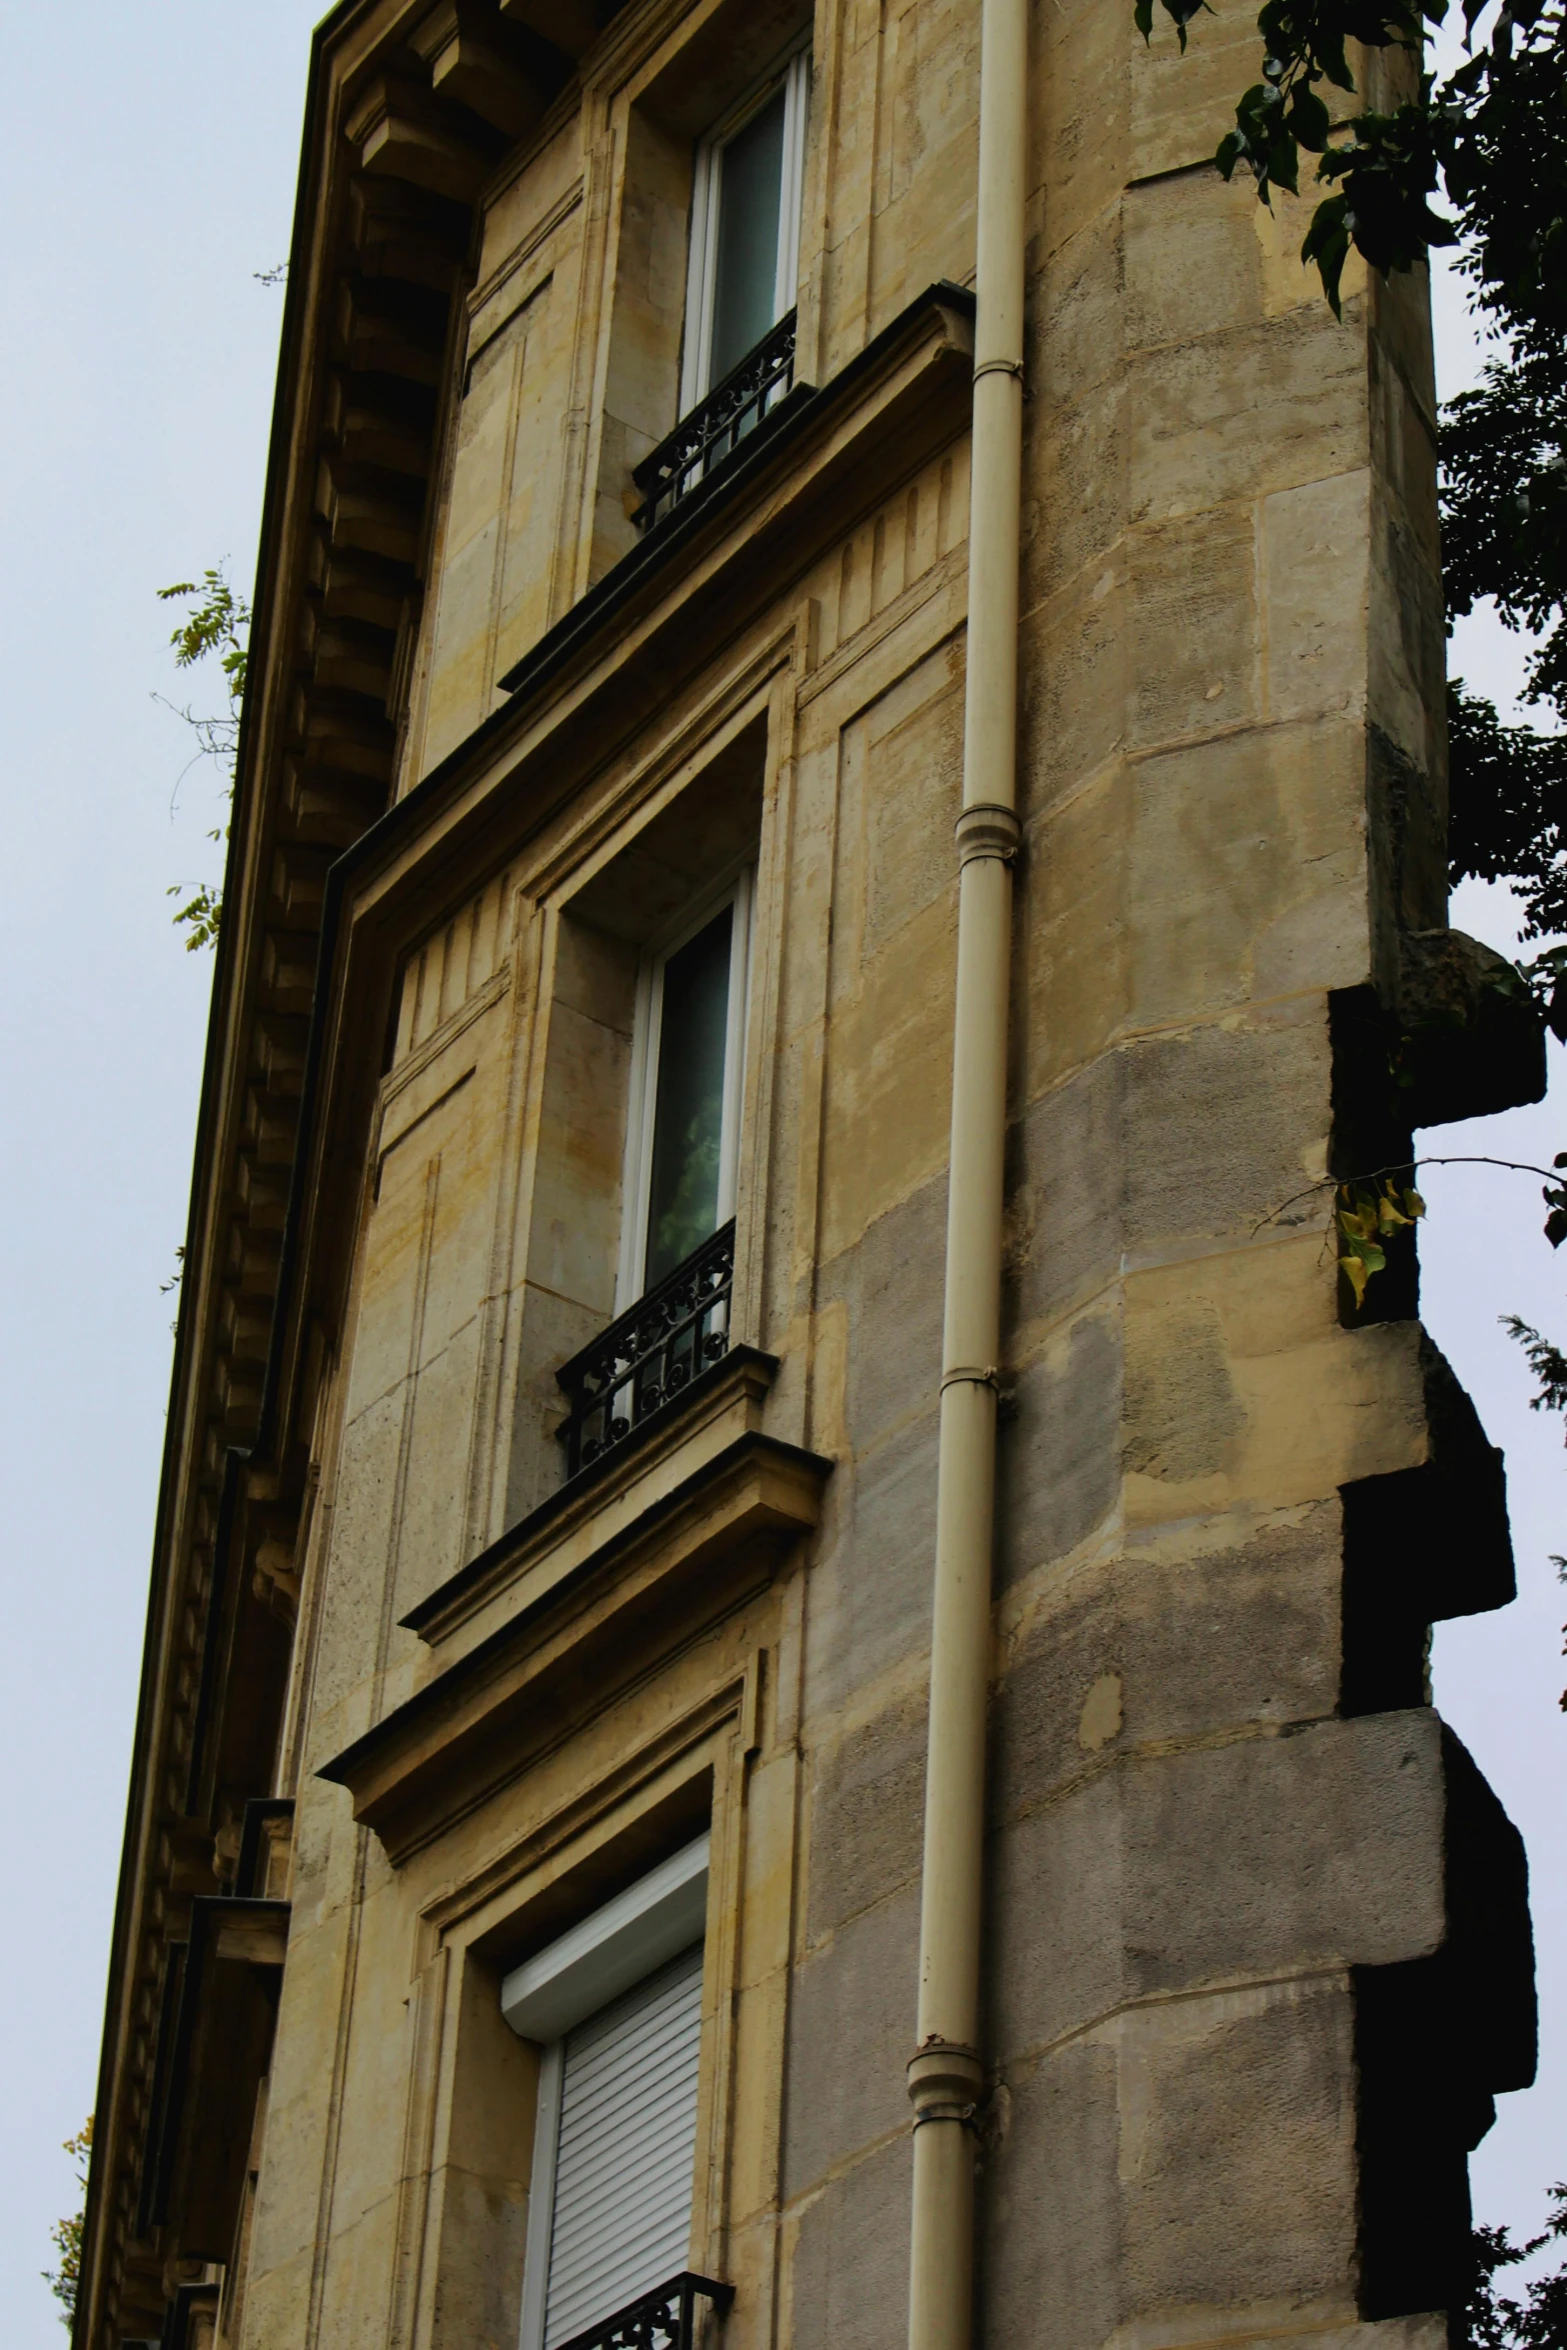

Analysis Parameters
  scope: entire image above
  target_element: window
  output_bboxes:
[619,874,752,1306]
[505,1839,711,2350]
[680,48,809,412]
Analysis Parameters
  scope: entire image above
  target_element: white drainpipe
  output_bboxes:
[906,0,1028,2339]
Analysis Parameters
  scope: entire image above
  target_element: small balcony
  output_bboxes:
[552,2272,734,2350]
[631,313,798,532]
[556,1221,735,1481]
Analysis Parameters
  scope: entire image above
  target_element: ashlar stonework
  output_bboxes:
[78,4,1538,2350]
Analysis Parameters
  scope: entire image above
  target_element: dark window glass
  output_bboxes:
[645,906,732,1287]
[708,88,786,385]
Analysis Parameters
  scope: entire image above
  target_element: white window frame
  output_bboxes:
[504,1836,712,2350]
[616,868,753,1312]
[679,43,811,415]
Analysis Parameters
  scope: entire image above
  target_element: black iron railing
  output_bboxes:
[556,1222,734,1480]
[631,312,797,530]
[553,2272,735,2350]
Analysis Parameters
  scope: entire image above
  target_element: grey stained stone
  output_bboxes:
[802,1407,939,1722]
[1118,1975,1359,2312]
[995,1311,1122,1591]
[989,1765,1129,2065]
[837,1173,948,1458]
[806,1689,928,1944]
[1119,1709,1447,1999]
[987,1981,1360,2346]
[982,2036,1122,2350]
[783,1880,920,2200]
[790,2132,913,2350]
[987,1711,1447,2067]
[1004,1053,1126,1340]
[1002,1007,1329,1338]
[1121,1011,1331,1250]
[993,1507,1344,1822]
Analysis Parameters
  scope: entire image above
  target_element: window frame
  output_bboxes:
[616,867,754,1313]
[678,43,811,416]
[507,1837,712,2350]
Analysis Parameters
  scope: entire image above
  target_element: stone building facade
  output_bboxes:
[78,3,1540,2349]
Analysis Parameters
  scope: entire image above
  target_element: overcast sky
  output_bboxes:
[0,5,1559,2340]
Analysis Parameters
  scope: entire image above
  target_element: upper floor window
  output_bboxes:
[680,48,809,412]
[619,873,753,1306]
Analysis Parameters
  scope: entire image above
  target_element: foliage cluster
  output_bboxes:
[1136,0,1566,978]
[44,2118,92,2325]
[1468,2186,1567,2350]
[1336,1175,1427,1303]
[157,567,250,952]
[1137,0,1567,1562]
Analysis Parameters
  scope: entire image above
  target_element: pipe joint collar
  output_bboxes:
[972,356,1025,386]
[907,2038,985,2129]
[955,803,1021,868]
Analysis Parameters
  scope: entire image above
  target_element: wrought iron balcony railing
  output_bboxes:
[556,1221,734,1481]
[553,2272,735,2350]
[631,312,797,531]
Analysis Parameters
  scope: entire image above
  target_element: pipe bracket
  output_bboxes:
[940,1364,999,1394]
[954,803,1021,868]
[972,357,1025,386]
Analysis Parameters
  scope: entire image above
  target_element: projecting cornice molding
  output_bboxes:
[77,6,612,2341]
[319,1409,832,1864]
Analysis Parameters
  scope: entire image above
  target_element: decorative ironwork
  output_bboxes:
[631,312,797,530]
[552,2272,735,2350]
[556,1222,735,1480]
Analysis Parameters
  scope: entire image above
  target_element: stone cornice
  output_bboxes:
[319,1417,831,1863]
[78,7,602,2343]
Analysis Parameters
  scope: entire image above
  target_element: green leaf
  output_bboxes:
[1289,84,1332,150]
[1302,191,1352,316]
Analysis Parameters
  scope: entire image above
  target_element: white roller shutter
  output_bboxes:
[542,1943,704,2349]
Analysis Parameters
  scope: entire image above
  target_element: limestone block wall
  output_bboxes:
[765,14,1527,2350]
[402,0,982,784]
[224,2,1534,2347]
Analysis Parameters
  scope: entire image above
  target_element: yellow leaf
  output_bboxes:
[1340,1252,1369,1306]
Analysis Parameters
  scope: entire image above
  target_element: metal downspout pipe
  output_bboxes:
[907,0,1028,2341]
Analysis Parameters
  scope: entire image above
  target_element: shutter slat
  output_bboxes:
[542,1945,704,2350]
[551,2055,702,2179]
[556,2030,701,2127]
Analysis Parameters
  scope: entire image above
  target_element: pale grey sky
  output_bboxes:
[0,6,1558,2339]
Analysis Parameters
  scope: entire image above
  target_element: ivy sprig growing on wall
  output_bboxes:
[1257,1151,1567,1303]
[1336,1174,1427,1305]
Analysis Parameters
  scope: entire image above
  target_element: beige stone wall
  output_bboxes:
[403,0,981,783]
[227,3,1529,2349]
